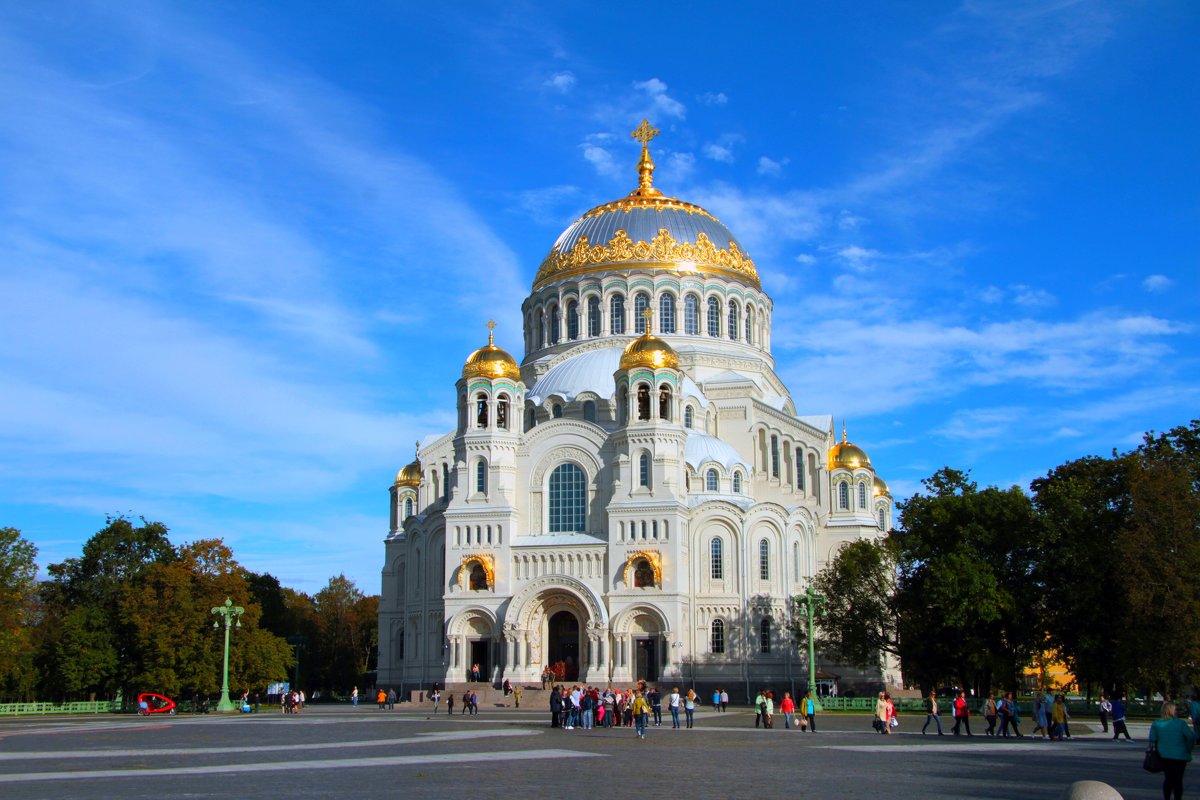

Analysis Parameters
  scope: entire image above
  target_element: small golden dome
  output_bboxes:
[620,311,680,371]
[394,458,421,488]
[462,321,521,381]
[828,425,872,471]
[873,475,891,498]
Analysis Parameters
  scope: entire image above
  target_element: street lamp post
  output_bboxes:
[795,585,826,711]
[211,598,245,712]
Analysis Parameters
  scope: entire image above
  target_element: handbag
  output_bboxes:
[1143,742,1163,774]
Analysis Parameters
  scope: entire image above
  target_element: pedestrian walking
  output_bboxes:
[1112,694,1132,741]
[1099,694,1112,733]
[669,687,681,729]
[684,688,697,728]
[632,690,651,740]
[720,689,729,712]
[780,692,795,730]
[1149,701,1195,800]
[430,689,441,714]
[952,691,973,736]
[804,691,817,732]
[983,692,998,736]
[922,692,944,735]
[754,690,766,728]
[874,692,889,734]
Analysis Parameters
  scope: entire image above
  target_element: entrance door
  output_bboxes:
[468,640,490,682]
[547,611,580,681]
[635,637,659,682]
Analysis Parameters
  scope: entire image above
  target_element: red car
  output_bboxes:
[136,692,177,715]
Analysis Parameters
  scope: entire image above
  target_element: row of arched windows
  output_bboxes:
[709,537,772,581]
[836,479,872,511]
[756,430,817,498]
[526,289,769,351]
[693,467,744,494]
[618,519,669,541]
[707,618,773,654]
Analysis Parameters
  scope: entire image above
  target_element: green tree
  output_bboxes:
[1032,454,1132,694]
[0,528,39,699]
[1119,421,1200,695]
[312,575,378,692]
[803,537,900,670]
[893,468,1045,693]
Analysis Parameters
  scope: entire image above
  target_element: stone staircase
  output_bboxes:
[407,682,552,708]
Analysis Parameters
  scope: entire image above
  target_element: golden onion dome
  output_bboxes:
[828,424,872,471]
[620,312,680,371]
[532,120,759,291]
[462,321,521,381]
[873,475,891,499]
[394,458,421,488]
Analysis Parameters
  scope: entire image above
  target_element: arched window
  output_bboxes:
[636,383,650,421]
[732,472,742,493]
[567,300,579,340]
[706,468,719,492]
[476,393,488,428]
[469,563,487,591]
[759,539,770,580]
[634,292,650,333]
[404,497,413,518]
[583,400,597,422]
[796,449,805,492]
[745,307,754,344]
[684,294,699,335]
[476,459,487,494]
[442,464,450,502]
[771,435,780,478]
[838,481,850,510]
[536,308,545,349]
[633,558,654,588]
[710,537,723,580]
[548,463,586,533]
[728,300,740,340]
[711,619,725,653]
[707,297,721,336]
[760,618,771,653]
[548,305,560,345]
[658,384,671,420]
[552,404,563,418]
[639,453,650,487]
[611,294,626,334]
[879,507,887,529]
[527,408,536,430]
[587,296,600,337]
[859,481,868,509]
[497,394,509,430]
[684,406,693,428]
[659,294,676,334]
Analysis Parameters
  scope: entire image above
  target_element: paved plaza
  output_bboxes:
[0,704,1184,799]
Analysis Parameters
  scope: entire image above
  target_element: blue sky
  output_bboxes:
[1,1,1196,593]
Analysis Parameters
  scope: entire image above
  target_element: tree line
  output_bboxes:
[0,516,378,703]
[803,419,1200,698]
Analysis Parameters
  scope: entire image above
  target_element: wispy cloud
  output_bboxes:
[1143,274,1173,292]
[544,71,576,93]
[631,77,686,119]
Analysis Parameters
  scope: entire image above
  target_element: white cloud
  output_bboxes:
[544,71,576,92]
[1142,274,1173,292]
[704,143,734,163]
[632,77,686,119]
[1011,284,1056,307]
[757,156,785,176]
[837,210,864,230]
[663,151,696,182]
[836,245,880,272]
[979,285,1004,304]
[701,91,728,106]
[794,254,817,265]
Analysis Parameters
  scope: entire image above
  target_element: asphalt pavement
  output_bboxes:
[0,705,1180,799]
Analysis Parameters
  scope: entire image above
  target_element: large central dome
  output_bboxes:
[532,120,760,291]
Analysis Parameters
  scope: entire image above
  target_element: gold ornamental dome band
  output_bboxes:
[462,321,521,381]
[532,119,760,291]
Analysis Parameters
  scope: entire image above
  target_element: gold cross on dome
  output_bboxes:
[486,319,496,345]
[642,307,654,331]
[631,119,659,149]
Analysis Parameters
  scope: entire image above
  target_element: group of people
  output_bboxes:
[280,689,305,714]
[710,688,730,711]
[754,689,818,731]
[549,684,699,735]
[375,688,397,709]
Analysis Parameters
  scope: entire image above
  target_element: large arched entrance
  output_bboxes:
[548,610,581,680]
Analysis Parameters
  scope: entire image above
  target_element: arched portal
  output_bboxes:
[547,610,581,681]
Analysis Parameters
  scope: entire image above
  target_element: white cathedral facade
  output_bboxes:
[377,122,893,698]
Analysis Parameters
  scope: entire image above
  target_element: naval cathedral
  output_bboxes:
[377,121,893,698]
